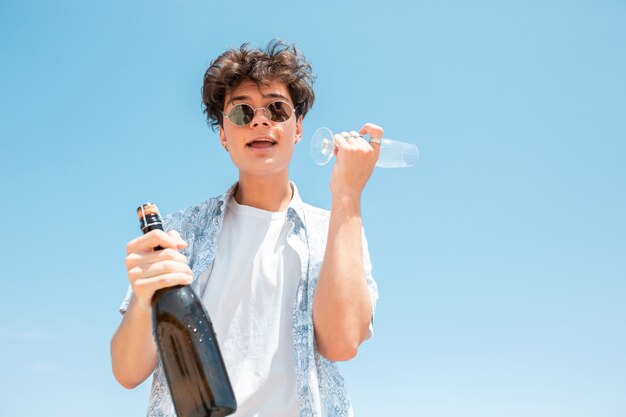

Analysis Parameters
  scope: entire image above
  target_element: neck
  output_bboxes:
[235,172,293,212]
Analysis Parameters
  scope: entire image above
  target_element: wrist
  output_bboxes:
[131,294,153,314]
[331,194,361,215]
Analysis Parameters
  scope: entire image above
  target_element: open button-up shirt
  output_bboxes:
[120,183,379,417]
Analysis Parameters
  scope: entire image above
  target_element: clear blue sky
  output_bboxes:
[1,1,625,416]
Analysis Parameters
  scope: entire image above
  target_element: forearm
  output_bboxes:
[110,296,159,389]
[313,196,372,361]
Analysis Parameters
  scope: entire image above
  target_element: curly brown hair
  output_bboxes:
[201,40,316,130]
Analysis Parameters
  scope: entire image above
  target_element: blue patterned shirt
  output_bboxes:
[120,182,379,417]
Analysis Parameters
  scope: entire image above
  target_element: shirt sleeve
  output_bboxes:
[118,284,133,315]
[362,228,378,340]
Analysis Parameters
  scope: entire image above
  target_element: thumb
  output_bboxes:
[167,230,188,249]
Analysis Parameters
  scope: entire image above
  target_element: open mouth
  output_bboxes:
[246,139,277,149]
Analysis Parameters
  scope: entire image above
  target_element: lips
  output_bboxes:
[246,138,277,149]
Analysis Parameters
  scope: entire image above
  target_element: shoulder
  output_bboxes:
[163,195,225,237]
[302,200,330,219]
[296,201,330,252]
[299,200,330,229]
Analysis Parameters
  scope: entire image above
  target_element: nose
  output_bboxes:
[249,107,271,127]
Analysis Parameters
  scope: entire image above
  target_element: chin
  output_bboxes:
[237,160,291,177]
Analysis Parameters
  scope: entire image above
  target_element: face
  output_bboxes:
[219,79,303,177]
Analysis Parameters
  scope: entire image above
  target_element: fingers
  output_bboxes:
[132,273,193,295]
[335,128,379,156]
[335,131,370,149]
[125,229,192,307]
[359,123,383,140]
[333,133,349,153]
[126,247,192,282]
[125,247,189,270]
[130,271,193,311]
[126,249,193,306]
[337,124,383,147]
[129,267,192,288]
[332,130,376,173]
[126,229,187,254]
[128,258,193,285]
[329,124,383,197]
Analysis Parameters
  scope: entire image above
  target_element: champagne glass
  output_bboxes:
[310,127,419,168]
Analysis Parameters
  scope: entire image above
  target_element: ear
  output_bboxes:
[294,114,303,143]
[219,125,228,149]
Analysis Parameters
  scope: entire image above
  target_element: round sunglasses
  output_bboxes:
[223,100,295,126]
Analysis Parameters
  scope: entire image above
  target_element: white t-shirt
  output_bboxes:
[201,197,300,417]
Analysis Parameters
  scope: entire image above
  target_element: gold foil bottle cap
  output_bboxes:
[137,202,163,232]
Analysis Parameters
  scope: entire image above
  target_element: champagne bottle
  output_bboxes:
[137,203,237,417]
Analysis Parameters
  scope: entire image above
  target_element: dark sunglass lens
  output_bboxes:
[229,104,254,126]
[267,101,291,122]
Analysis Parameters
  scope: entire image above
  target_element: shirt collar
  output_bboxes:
[215,181,306,227]
[287,182,306,229]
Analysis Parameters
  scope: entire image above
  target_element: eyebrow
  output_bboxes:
[227,92,290,106]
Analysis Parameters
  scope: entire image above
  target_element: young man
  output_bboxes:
[111,40,382,417]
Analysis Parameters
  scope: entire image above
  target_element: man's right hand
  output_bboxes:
[125,229,193,311]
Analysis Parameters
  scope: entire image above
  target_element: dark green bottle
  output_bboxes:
[137,203,237,417]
